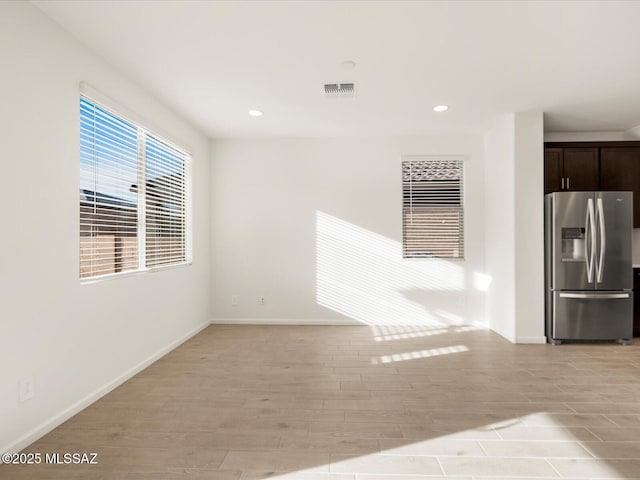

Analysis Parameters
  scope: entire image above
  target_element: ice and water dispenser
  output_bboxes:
[561,227,585,261]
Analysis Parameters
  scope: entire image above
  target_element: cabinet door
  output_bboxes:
[544,148,563,194]
[601,147,640,227]
[563,148,599,191]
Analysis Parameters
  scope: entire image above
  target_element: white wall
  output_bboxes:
[0,2,211,453]
[211,136,486,328]
[514,112,545,342]
[544,129,640,142]
[484,115,517,341]
[484,113,545,343]
[544,131,629,142]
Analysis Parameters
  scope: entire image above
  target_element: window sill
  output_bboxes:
[80,261,192,285]
[403,257,466,261]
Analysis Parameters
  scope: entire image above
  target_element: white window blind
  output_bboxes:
[80,96,192,280]
[144,135,189,268]
[402,157,464,259]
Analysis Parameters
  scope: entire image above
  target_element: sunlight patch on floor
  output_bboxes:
[372,345,469,364]
[373,328,450,341]
[369,324,487,342]
[371,324,451,341]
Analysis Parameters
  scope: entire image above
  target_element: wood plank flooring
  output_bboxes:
[2,324,640,479]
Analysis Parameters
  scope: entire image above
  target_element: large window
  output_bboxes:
[402,157,464,259]
[80,96,191,280]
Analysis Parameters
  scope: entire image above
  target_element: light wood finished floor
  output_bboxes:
[2,324,640,479]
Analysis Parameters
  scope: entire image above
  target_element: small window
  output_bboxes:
[80,96,191,280]
[402,157,464,259]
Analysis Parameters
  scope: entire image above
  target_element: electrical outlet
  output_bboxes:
[231,295,239,306]
[259,296,265,306]
[19,377,34,402]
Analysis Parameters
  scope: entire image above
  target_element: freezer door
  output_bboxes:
[549,192,596,291]
[594,192,633,291]
[552,291,633,341]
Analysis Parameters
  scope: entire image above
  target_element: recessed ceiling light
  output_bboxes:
[433,105,449,112]
[248,109,263,117]
[340,60,356,70]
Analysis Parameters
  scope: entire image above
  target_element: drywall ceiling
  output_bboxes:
[33,0,640,138]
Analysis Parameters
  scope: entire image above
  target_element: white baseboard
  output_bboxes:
[1,319,210,457]
[210,318,362,326]
[516,336,548,344]
[489,326,516,344]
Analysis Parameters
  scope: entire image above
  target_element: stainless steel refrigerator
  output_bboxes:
[545,191,633,345]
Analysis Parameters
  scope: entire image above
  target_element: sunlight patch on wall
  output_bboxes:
[473,272,492,291]
[433,309,464,324]
[316,211,466,325]
[455,325,485,332]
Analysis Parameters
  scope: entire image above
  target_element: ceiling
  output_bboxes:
[34,0,640,138]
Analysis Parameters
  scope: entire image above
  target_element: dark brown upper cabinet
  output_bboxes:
[544,147,599,194]
[544,141,640,228]
[601,147,640,227]
[544,148,563,194]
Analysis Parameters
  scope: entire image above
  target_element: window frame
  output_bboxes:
[79,93,193,283]
[401,155,465,260]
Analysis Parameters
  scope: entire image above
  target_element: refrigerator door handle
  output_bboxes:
[559,292,629,299]
[585,198,596,283]
[596,197,606,283]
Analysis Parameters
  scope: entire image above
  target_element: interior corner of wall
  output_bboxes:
[490,324,517,344]
[624,125,640,139]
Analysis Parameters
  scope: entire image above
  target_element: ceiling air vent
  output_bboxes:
[324,82,356,98]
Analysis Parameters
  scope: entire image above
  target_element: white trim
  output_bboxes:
[136,130,147,271]
[400,154,468,162]
[516,336,548,344]
[0,320,210,457]
[79,82,193,154]
[210,318,362,326]
[184,150,193,263]
[79,261,192,285]
[489,325,517,344]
